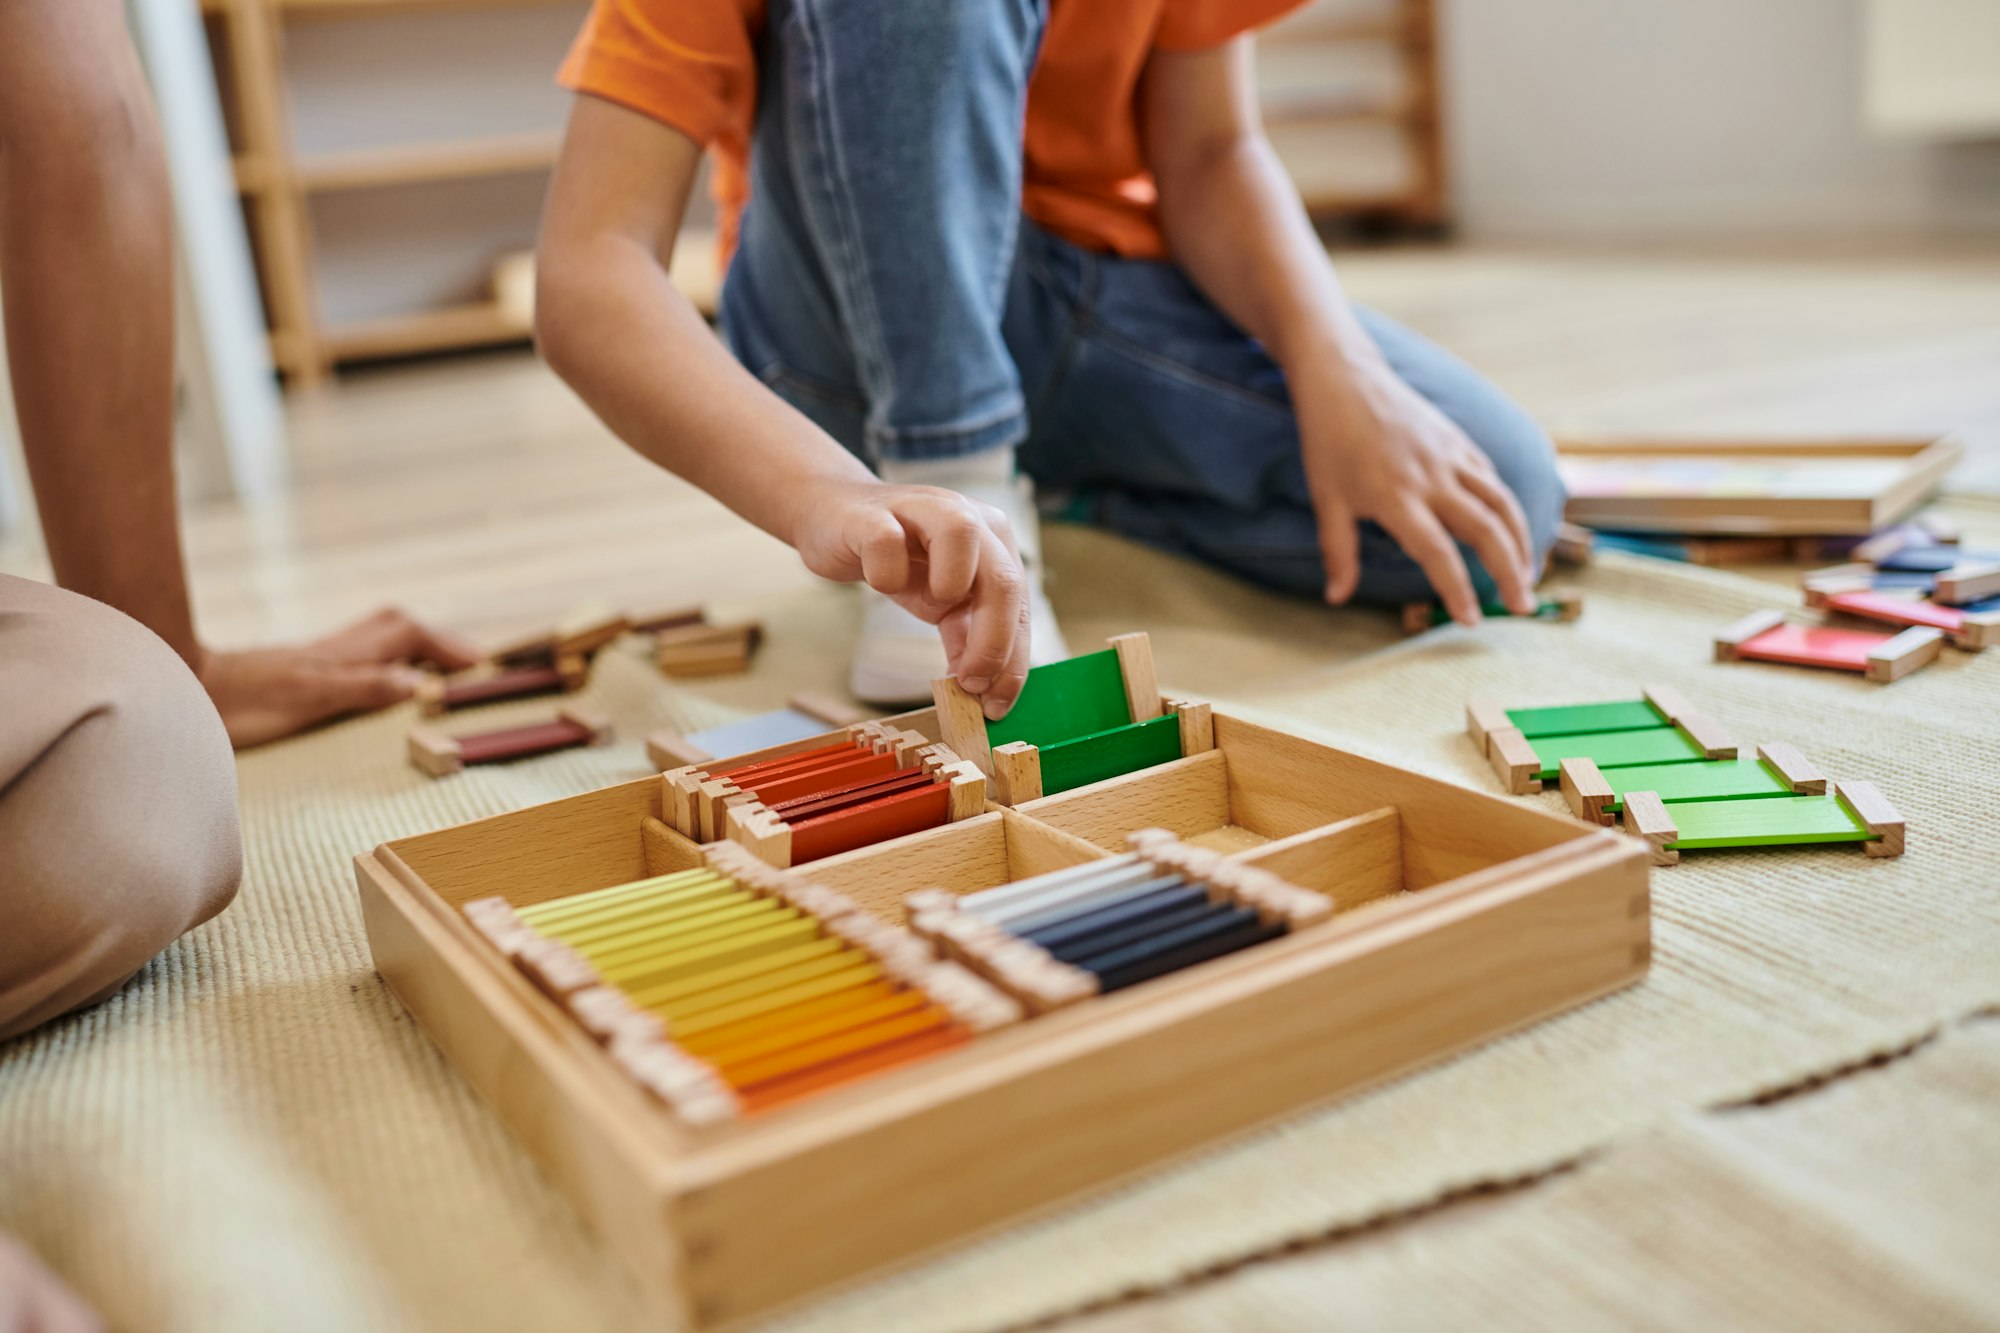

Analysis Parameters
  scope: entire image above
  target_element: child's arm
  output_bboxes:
[537,96,1030,716]
[1141,38,1536,627]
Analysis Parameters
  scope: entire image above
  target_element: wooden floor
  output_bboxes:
[4,239,1998,648]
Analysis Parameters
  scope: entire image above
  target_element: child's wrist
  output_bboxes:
[773,466,875,549]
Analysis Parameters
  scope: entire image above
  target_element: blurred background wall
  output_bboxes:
[1443,0,2000,240]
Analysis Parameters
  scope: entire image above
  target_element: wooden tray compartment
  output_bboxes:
[803,808,1112,921]
[355,709,1649,1327]
[1014,713,1569,903]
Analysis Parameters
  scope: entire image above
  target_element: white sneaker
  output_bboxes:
[849,463,1069,707]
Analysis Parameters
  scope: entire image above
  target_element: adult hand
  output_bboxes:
[0,1233,103,1333]
[791,480,1030,719]
[1297,361,1537,626]
[197,608,482,748]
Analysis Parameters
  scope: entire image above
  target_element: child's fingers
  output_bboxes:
[981,597,1032,720]
[1315,496,1361,604]
[852,511,914,596]
[1460,465,1534,578]
[1386,500,1480,625]
[896,495,984,609]
[1438,485,1535,616]
[952,529,1029,714]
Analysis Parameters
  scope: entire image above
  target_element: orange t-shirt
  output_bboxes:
[558,0,1305,264]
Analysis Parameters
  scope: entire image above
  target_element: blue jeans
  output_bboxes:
[719,0,1565,604]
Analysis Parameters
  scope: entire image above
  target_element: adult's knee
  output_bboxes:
[0,582,240,1041]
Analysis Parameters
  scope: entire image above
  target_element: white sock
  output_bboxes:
[876,449,1017,491]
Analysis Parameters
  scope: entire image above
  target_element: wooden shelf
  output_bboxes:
[236,132,558,194]
[1261,93,1423,130]
[307,132,558,192]
[1277,12,1412,43]
[1260,0,1446,227]
[322,300,533,363]
[203,0,574,16]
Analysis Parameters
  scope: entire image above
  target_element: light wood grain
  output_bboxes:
[1641,685,1695,725]
[805,813,1011,913]
[1677,713,1738,760]
[322,301,532,363]
[1464,699,1509,753]
[1756,742,1828,795]
[406,726,460,777]
[1017,751,1232,850]
[1559,757,1615,826]
[1001,809,1118,881]
[1170,699,1216,756]
[991,741,1042,806]
[803,810,1106,918]
[221,0,326,383]
[385,776,657,908]
[1835,780,1906,857]
[1714,610,1788,661]
[1109,632,1163,722]
[1486,727,1542,795]
[294,131,559,193]
[1620,791,1680,867]
[1216,714,1586,889]
[1232,806,1403,908]
[931,678,993,775]
[1183,825,1271,856]
[1865,626,1946,682]
[1555,436,1961,536]
[1935,561,2000,605]
[639,816,706,878]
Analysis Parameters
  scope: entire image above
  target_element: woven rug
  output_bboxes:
[1067,1015,2000,1332]
[1,531,1995,1332]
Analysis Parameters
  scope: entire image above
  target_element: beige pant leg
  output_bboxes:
[0,574,241,1042]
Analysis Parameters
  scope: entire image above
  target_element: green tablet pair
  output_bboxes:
[1465,687,1905,863]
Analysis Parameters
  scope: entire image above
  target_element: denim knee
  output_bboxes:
[1473,399,1566,565]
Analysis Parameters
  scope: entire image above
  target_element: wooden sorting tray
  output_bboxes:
[355,707,1650,1327]
[1555,435,1962,536]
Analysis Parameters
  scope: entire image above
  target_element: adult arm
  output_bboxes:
[0,0,480,747]
[537,94,1028,713]
[1141,37,1535,625]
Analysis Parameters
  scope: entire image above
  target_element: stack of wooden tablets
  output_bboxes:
[1708,535,2000,687]
[662,722,986,867]
[405,605,775,778]
[464,846,1020,1123]
[905,829,1333,1012]
[417,611,633,717]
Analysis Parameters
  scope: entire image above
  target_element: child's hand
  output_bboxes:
[792,480,1030,717]
[1297,362,1537,626]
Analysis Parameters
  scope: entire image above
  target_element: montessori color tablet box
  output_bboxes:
[355,634,1652,1327]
